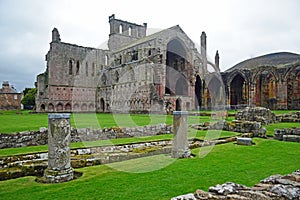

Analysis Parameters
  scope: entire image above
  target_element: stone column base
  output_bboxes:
[41,168,74,183]
[172,149,191,158]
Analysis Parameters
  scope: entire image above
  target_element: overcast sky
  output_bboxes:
[0,0,299,92]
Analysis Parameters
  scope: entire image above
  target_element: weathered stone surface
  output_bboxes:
[171,169,300,200]
[42,113,73,183]
[171,193,196,200]
[235,107,276,125]
[277,112,300,122]
[190,120,266,138]
[237,137,252,145]
[172,111,190,158]
[209,182,250,195]
[274,128,300,143]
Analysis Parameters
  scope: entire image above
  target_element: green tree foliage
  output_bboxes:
[21,88,37,109]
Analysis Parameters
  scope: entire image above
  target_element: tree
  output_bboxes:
[21,88,37,109]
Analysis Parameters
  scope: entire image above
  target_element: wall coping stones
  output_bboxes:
[48,113,70,119]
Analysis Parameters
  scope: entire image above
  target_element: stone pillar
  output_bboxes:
[43,113,73,183]
[277,80,287,109]
[172,111,190,158]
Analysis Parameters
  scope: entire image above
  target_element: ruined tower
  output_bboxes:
[108,14,147,50]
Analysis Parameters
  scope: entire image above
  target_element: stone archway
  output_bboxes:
[56,103,63,112]
[287,69,300,109]
[40,104,46,112]
[81,103,87,111]
[230,74,248,106]
[65,103,71,111]
[100,98,105,112]
[89,103,94,111]
[48,103,54,112]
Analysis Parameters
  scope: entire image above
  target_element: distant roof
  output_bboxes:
[225,52,300,73]
[0,81,18,93]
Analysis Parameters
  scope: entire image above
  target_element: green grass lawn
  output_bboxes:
[0,110,299,199]
[0,138,299,200]
[0,110,217,133]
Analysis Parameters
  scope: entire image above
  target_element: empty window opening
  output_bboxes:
[105,55,108,65]
[69,60,73,75]
[119,24,123,33]
[131,51,138,61]
[85,62,88,76]
[92,63,95,76]
[76,61,80,75]
[128,26,132,36]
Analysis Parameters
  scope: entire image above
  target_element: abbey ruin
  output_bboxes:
[35,14,300,113]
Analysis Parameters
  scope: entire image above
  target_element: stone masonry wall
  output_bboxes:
[0,124,172,149]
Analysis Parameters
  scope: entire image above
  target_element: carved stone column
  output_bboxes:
[43,113,73,183]
[172,111,190,158]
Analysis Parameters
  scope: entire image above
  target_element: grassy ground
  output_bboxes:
[0,138,299,200]
[0,110,299,199]
[0,110,220,133]
[1,109,298,133]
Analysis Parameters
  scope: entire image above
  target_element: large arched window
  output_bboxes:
[165,38,188,95]
[230,73,248,106]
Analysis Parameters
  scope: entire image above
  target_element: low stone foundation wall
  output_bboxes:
[274,128,300,142]
[172,169,300,200]
[0,140,173,181]
[0,124,172,149]
[0,135,242,181]
[191,120,266,138]
[276,111,300,122]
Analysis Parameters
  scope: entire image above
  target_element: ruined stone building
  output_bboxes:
[222,52,300,110]
[0,81,22,110]
[36,14,223,113]
[35,15,300,113]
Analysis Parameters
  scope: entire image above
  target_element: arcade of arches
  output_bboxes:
[220,64,300,110]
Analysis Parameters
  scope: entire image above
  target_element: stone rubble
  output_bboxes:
[235,107,276,125]
[274,128,300,143]
[276,112,300,123]
[190,120,266,138]
[171,169,300,200]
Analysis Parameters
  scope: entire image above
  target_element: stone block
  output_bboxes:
[237,137,252,145]
[172,111,190,158]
